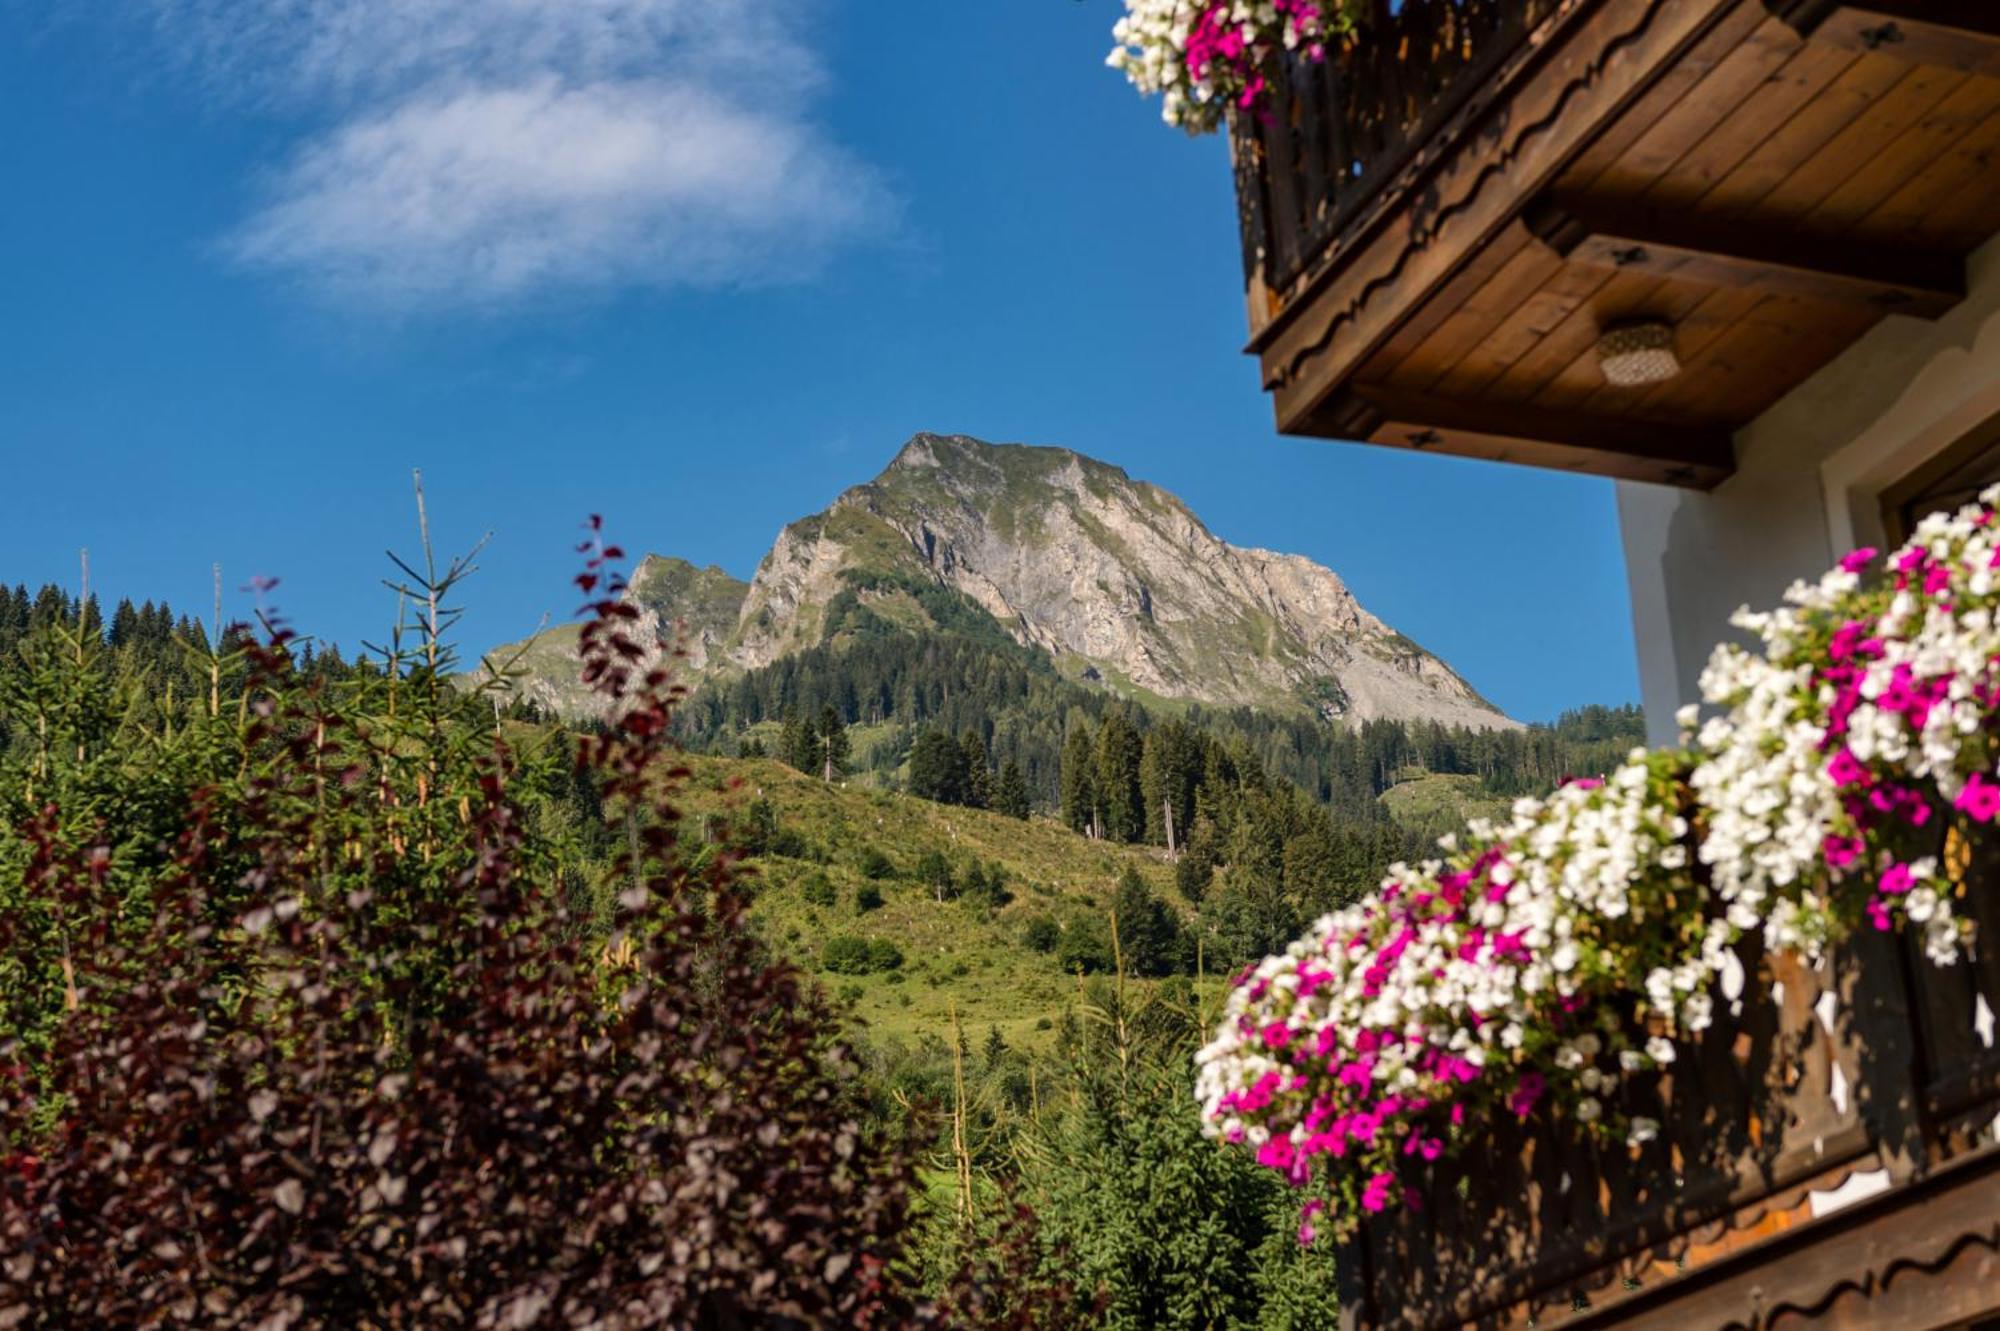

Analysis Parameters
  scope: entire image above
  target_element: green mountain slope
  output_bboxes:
[674,754,1201,1049]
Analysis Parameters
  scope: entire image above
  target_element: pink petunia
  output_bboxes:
[1827,748,1871,789]
[1822,834,1864,869]
[1838,547,1879,574]
[1955,772,2000,823]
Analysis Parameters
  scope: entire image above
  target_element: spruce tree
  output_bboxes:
[959,730,992,809]
[1060,723,1098,836]
[995,760,1032,820]
[1096,710,1145,844]
[781,711,819,774]
[908,729,966,805]
[817,704,849,782]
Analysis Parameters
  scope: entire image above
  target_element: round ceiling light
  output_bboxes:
[1596,320,1680,388]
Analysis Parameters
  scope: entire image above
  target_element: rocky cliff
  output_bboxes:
[492,433,1517,731]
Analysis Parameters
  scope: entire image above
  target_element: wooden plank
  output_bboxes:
[1554,1,1774,189]
[1801,72,2000,229]
[1478,269,1668,405]
[1570,280,1751,419]
[1311,384,1735,488]
[1748,58,1968,222]
[1903,103,2000,246]
[1638,292,1876,421]
[1784,0,2000,77]
[1693,50,1913,215]
[1861,91,2000,244]
[1613,285,1768,417]
[1525,191,1966,315]
[1368,221,1543,387]
[1636,38,1860,209]
[1539,278,1720,416]
[1431,265,1617,400]
[1261,0,1743,431]
[1381,231,1563,389]
[1577,15,1811,199]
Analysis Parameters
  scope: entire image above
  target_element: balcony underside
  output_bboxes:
[1241,0,2000,488]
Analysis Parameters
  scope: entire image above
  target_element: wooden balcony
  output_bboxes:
[1343,828,2000,1330]
[1232,0,2000,488]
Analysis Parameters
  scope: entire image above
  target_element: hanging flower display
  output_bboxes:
[1197,486,2000,1239]
[1108,2,1357,133]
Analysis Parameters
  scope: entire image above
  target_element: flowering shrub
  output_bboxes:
[1197,487,2000,1238]
[1108,1,1356,133]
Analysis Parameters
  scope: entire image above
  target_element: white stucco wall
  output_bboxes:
[1618,235,2000,745]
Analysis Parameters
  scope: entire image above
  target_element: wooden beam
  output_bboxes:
[1524,192,1966,317]
[1310,385,1735,490]
[1773,1,2000,75]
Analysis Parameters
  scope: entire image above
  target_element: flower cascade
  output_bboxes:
[1108,1,1355,133]
[1197,487,2000,1238]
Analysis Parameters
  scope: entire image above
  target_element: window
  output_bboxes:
[1880,409,2000,544]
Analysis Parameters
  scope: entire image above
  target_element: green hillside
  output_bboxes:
[674,753,1209,1049]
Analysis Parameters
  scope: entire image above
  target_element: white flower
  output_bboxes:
[1628,1117,1660,1145]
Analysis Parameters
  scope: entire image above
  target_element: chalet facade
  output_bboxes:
[1220,1,2000,1326]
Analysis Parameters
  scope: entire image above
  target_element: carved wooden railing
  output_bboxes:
[1231,0,1579,324]
[1350,827,2000,1329]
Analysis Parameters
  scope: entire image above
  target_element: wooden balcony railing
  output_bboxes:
[1232,0,1579,332]
[1347,827,2000,1329]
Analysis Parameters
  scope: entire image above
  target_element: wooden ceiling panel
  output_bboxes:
[1635,40,1861,211]
[1896,99,2000,244]
[1636,293,1876,422]
[1544,280,1722,418]
[1431,266,1616,400]
[1554,3,1772,190]
[1746,61,1969,222]
[1370,224,1548,388]
[1572,16,1808,199]
[1864,89,2000,242]
[1798,74,2000,229]
[1691,51,1913,216]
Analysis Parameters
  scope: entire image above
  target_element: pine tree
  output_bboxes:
[781,711,819,774]
[1060,722,1098,836]
[1112,866,1181,977]
[959,730,992,809]
[817,704,849,782]
[995,760,1032,820]
[908,729,967,805]
[1096,710,1145,844]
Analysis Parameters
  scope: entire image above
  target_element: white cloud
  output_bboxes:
[131,0,891,309]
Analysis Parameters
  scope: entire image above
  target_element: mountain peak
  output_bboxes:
[501,433,1516,731]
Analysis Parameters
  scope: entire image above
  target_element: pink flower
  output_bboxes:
[1822,834,1864,869]
[1838,548,1879,574]
[1296,1197,1325,1246]
[1360,1171,1396,1213]
[1261,1022,1294,1050]
[1880,862,1915,896]
[1506,1072,1546,1119]
[1827,748,1871,789]
[1866,898,1893,932]
[1955,772,2000,823]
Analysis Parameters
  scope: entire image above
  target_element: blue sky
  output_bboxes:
[0,0,1637,722]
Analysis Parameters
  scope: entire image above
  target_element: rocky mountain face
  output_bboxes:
[494,433,1517,731]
